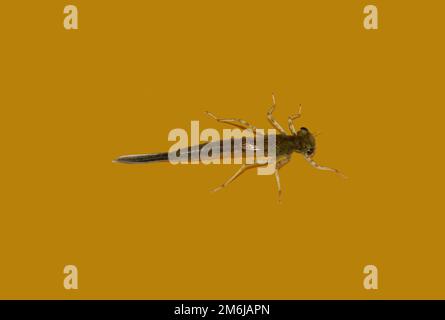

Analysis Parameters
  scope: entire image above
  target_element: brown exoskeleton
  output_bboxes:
[114,94,345,202]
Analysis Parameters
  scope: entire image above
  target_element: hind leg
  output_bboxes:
[267,94,287,134]
[212,163,265,192]
[205,111,258,133]
[274,155,291,203]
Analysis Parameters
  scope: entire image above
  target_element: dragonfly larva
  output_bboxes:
[114,94,345,202]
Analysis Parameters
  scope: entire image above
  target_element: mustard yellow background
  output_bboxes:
[1,0,444,299]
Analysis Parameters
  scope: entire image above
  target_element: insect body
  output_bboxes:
[114,95,345,202]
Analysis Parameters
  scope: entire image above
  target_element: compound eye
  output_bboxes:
[307,148,314,155]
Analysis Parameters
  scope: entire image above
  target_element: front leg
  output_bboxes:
[304,155,347,179]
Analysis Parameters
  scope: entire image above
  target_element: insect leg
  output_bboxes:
[288,105,303,136]
[274,170,282,202]
[274,155,291,203]
[205,111,258,133]
[212,163,265,192]
[267,94,287,134]
[304,156,347,179]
